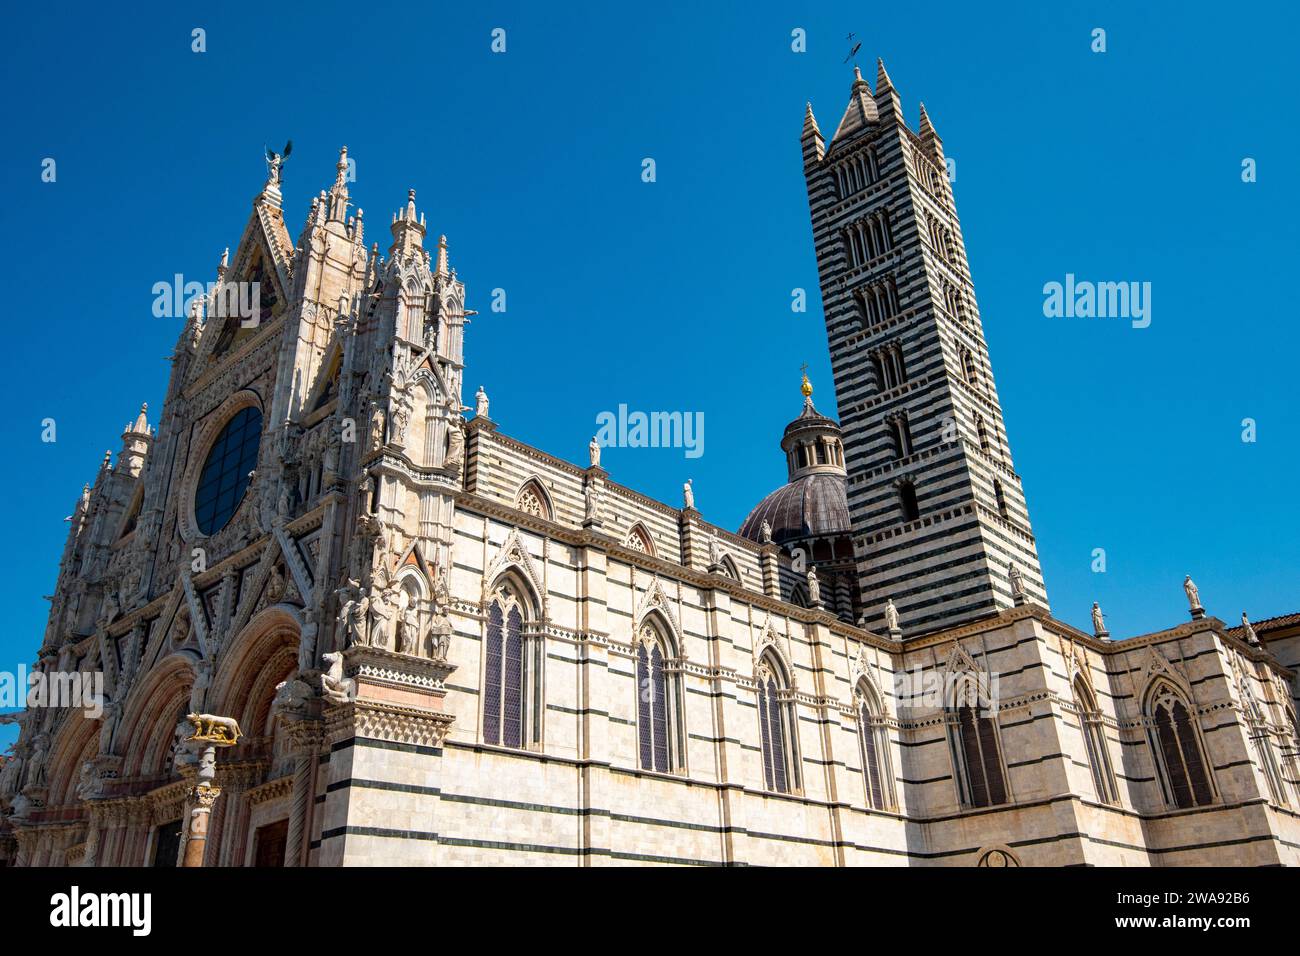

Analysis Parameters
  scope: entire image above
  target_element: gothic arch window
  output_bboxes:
[1145,682,1215,809]
[634,617,685,774]
[886,416,912,461]
[1073,676,1118,804]
[756,653,799,794]
[993,479,1009,518]
[788,583,809,608]
[514,479,553,521]
[897,479,920,523]
[624,522,655,556]
[719,555,741,581]
[482,578,542,749]
[947,677,1008,808]
[194,405,263,535]
[1241,681,1287,805]
[959,346,980,389]
[857,681,895,810]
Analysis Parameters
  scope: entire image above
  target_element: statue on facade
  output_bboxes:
[807,566,821,606]
[884,598,900,632]
[683,479,694,511]
[589,436,601,468]
[368,585,396,650]
[1091,602,1106,636]
[475,386,489,419]
[426,609,453,661]
[584,481,600,522]
[1184,575,1202,612]
[397,592,420,655]
[98,700,121,754]
[320,651,355,704]
[264,140,292,185]
[1241,612,1260,645]
[298,608,319,674]
[368,401,386,451]
[759,520,773,545]
[1008,563,1026,601]
[444,406,466,470]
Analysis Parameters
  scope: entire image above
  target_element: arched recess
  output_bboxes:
[45,712,100,809]
[207,604,300,763]
[408,375,445,468]
[514,477,554,521]
[117,652,199,779]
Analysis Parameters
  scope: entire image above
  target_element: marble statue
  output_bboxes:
[1091,602,1106,635]
[589,436,601,468]
[807,566,821,605]
[884,598,899,632]
[1184,575,1201,610]
[683,479,694,510]
[475,386,489,418]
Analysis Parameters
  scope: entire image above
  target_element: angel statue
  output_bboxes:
[264,140,293,185]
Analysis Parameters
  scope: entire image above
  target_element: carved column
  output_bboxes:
[176,714,243,867]
[282,716,323,867]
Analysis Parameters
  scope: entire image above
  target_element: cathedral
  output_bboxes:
[2,61,1298,867]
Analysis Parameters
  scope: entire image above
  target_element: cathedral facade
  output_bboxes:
[2,63,1299,867]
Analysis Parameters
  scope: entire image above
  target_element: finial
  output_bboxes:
[853,65,864,83]
[800,363,813,399]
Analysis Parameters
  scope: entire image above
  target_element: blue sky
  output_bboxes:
[2,1,1296,745]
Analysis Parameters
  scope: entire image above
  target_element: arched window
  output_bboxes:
[857,682,895,810]
[960,347,980,388]
[1073,677,1117,804]
[947,678,1008,808]
[1241,681,1287,805]
[634,619,685,774]
[756,653,799,794]
[514,479,552,521]
[482,579,540,749]
[1146,683,1214,809]
[993,479,1009,518]
[886,416,912,460]
[897,480,920,523]
[195,405,263,535]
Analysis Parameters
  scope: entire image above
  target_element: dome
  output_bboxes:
[738,472,851,544]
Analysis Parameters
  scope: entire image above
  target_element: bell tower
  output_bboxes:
[803,62,1048,635]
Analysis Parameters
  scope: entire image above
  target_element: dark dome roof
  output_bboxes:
[738,473,852,544]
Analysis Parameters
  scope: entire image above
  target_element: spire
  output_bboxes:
[829,63,879,148]
[875,57,893,93]
[801,102,825,165]
[919,102,944,159]
[327,147,351,222]
[390,188,427,256]
[434,234,450,276]
[217,247,229,281]
[125,403,151,438]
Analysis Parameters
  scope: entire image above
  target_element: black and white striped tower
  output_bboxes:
[802,61,1049,636]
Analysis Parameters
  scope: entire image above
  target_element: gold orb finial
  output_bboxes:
[800,364,813,398]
